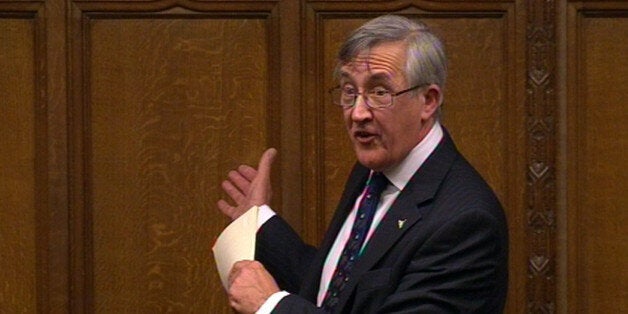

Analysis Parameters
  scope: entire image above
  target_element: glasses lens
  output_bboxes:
[368,90,392,108]
[331,88,350,107]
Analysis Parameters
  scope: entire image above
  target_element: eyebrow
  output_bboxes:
[366,73,393,84]
[337,71,393,85]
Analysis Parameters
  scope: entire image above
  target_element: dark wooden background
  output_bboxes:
[1,0,626,313]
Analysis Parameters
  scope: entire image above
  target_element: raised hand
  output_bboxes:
[217,148,277,220]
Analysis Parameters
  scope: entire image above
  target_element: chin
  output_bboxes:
[355,148,388,171]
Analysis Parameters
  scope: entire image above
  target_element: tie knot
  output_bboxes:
[368,172,389,196]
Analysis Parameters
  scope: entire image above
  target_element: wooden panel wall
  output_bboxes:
[0,15,38,312]
[65,1,296,312]
[0,0,626,313]
[86,18,270,312]
[565,2,628,313]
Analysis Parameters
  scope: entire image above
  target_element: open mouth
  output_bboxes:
[354,130,377,143]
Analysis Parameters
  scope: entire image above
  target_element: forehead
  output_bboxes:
[339,41,407,82]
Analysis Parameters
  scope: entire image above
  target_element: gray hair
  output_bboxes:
[335,15,448,105]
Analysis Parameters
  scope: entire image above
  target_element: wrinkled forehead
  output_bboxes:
[337,42,407,82]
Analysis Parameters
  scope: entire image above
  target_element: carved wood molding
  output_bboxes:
[525,0,557,312]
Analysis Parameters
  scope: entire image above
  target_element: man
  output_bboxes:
[217,15,508,313]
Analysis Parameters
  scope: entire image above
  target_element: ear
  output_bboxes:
[420,84,442,120]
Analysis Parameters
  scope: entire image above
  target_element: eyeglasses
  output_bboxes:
[329,84,427,109]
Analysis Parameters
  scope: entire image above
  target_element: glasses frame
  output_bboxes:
[328,84,428,109]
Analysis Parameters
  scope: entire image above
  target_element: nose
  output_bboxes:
[350,95,373,121]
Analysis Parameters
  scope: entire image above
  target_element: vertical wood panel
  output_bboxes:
[67,2,288,312]
[1,1,70,312]
[39,0,71,310]
[567,6,628,313]
[84,17,270,312]
[0,17,37,312]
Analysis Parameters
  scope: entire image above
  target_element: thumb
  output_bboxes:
[256,148,277,183]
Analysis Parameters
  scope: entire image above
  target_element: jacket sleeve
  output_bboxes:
[255,215,318,293]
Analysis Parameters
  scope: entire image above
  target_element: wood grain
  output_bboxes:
[0,18,37,313]
[86,17,269,312]
[567,9,628,313]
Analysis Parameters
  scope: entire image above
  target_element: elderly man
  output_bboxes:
[218,15,508,314]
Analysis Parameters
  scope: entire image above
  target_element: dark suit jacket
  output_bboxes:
[256,129,508,313]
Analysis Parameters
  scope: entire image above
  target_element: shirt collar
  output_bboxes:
[383,121,443,191]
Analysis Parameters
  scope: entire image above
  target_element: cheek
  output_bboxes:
[385,113,422,146]
[379,123,401,148]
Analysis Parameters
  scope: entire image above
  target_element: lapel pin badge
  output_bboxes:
[397,219,407,229]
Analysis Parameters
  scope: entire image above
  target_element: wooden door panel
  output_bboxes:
[70,8,280,311]
[0,17,37,313]
[566,6,628,312]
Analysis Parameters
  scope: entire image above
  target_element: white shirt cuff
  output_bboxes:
[255,290,290,314]
[257,204,276,228]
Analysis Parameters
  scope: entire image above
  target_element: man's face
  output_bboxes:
[339,41,437,172]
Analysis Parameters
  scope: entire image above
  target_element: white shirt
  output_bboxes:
[256,122,444,313]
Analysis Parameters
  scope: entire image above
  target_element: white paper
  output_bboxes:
[212,206,258,289]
